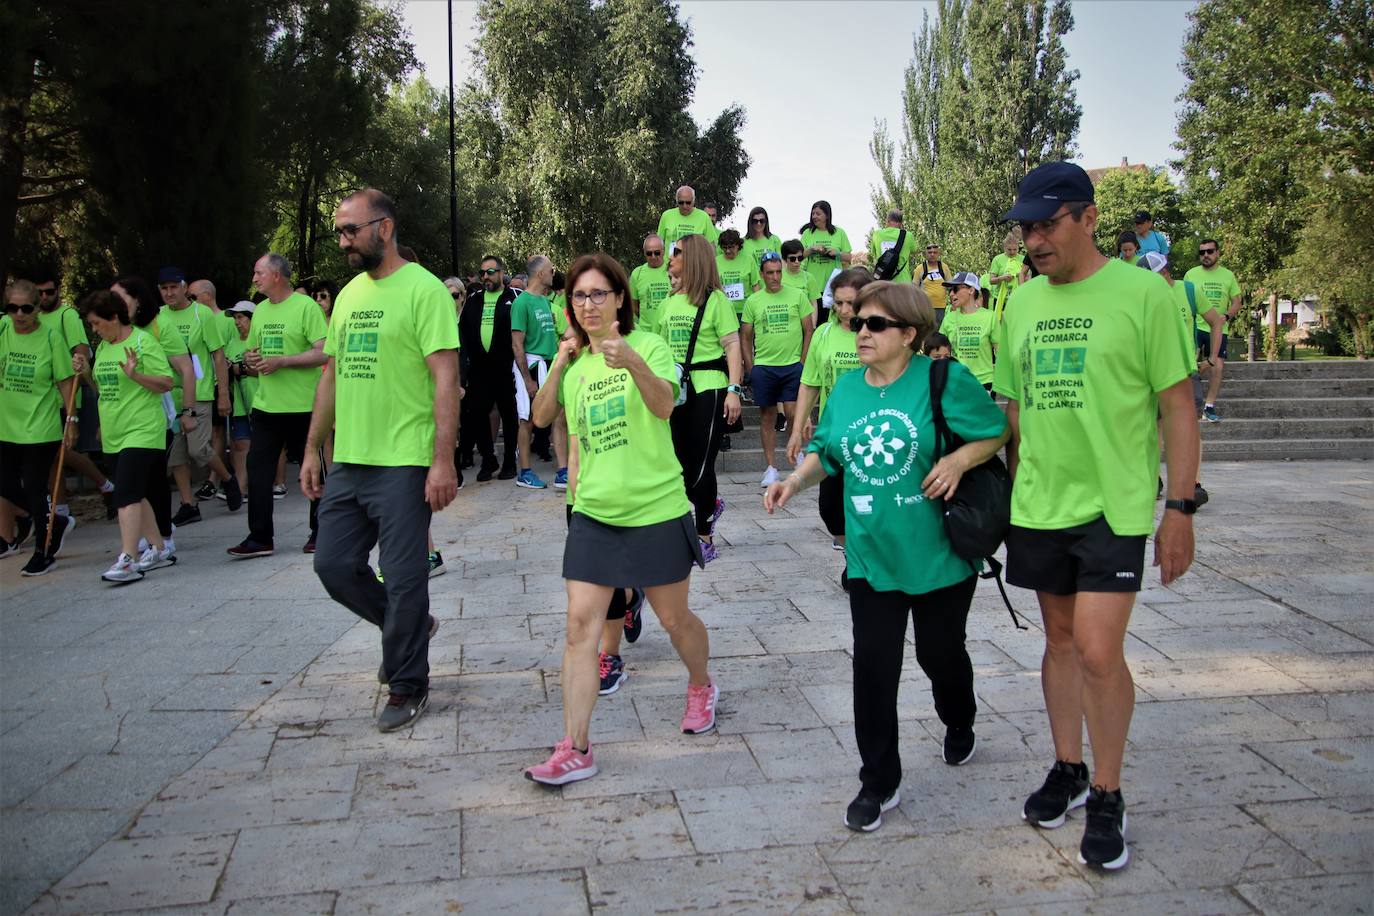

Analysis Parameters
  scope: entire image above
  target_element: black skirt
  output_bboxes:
[562,511,704,587]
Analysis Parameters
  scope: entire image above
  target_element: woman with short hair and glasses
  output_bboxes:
[765,280,1008,833]
[312,280,339,319]
[523,252,716,786]
[742,206,782,268]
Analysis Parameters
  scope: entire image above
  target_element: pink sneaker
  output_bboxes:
[524,737,597,786]
[681,681,719,734]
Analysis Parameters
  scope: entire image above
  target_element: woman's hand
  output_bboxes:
[119,348,138,378]
[723,391,741,423]
[763,475,799,514]
[600,322,638,370]
[922,453,967,501]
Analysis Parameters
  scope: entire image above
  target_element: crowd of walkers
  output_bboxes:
[2,163,1213,872]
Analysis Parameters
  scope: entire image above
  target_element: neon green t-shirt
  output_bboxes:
[800,226,851,302]
[868,227,918,284]
[552,292,569,337]
[93,328,173,453]
[0,323,73,443]
[245,291,327,414]
[656,207,719,254]
[223,333,257,418]
[479,290,499,352]
[656,290,739,392]
[799,321,861,415]
[510,291,558,360]
[1184,265,1241,333]
[988,252,1024,320]
[809,356,1007,593]
[781,267,811,309]
[562,330,690,527]
[326,263,460,466]
[1170,280,1206,359]
[992,259,1194,536]
[939,308,997,384]
[716,254,759,317]
[159,302,226,403]
[37,304,86,355]
[742,234,782,267]
[743,287,809,367]
[630,263,672,335]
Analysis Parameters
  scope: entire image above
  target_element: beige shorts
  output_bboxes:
[167,401,215,468]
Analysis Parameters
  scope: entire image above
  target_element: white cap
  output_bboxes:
[1139,252,1169,274]
[941,271,981,292]
[226,300,256,315]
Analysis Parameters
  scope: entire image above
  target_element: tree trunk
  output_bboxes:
[1265,291,1279,361]
[294,166,315,282]
[0,54,36,286]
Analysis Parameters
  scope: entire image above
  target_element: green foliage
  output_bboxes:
[1283,171,1374,358]
[1092,167,1193,271]
[872,0,1080,273]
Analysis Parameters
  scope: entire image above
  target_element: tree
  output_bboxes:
[1092,166,1192,271]
[1284,171,1374,358]
[872,0,1080,273]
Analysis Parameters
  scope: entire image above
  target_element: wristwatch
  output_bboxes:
[726,384,742,394]
[1163,498,1197,515]
[180,408,195,417]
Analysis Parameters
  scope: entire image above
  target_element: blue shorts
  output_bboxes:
[1195,328,1228,360]
[230,416,252,441]
[750,363,802,407]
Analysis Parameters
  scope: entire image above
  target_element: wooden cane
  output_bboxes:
[44,376,81,555]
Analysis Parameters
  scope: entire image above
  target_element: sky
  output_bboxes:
[400,0,1195,245]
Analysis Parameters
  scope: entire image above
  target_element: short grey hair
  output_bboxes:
[675,185,695,203]
[526,255,550,276]
[264,252,292,281]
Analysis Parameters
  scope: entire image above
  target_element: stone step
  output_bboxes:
[1199,417,1374,441]
[1220,359,1374,379]
[1199,438,1374,461]
[1213,378,1374,399]
[1201,397,1374,420]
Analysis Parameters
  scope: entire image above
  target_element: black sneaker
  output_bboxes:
[775,413,787,432]
[598,652,626,695]
[1194,483,1209,508]
[719,435,732,452]
[12,514,34,553]
[21,552,56,577]
[1156,476,1163,500]
[377,691,429,732]
[48,514,75,558]
[497,464,517,481]
[1023,760,1090,829]
[1078,786,1129,870]
[222,474,243,512]
[623,588,646,643]
[171,503,202,526]
[943,725,976,765]
[476,458,499,482]
[195,481,218,501]
[844,787,900,832]
[103,490,118,520]
[379,615,440,684]
[459,452,475,470]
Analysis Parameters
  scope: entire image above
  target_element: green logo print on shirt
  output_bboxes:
[1023,317,1093,411]
[840,409,921,488]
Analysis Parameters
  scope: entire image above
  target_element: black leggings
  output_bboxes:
[669,386,725,537]
[469,366,517,468]
[819,473,845,537]
[849,574,978,797]
[0,440,59,545]
[565,503,632,620]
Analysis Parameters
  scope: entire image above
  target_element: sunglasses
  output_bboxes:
[643,249,663,257]
[850,315,909,333]
[481,267,501,276]
[1198,248,1217,255]
[37,288,58,296]
[451,292,461,300]
[4,303,36,314]
[750,217,766,223]
[314,291,331,300]
[676,199,693,206]
[785,255,804,263]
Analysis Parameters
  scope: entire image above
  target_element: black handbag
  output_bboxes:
[928,358,1026,629]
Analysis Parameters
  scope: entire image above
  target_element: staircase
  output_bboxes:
[717,359,1373,473]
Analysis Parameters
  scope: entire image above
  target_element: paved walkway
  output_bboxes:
[2,461,1371,914]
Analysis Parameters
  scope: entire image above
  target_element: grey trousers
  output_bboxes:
[313,463,433,695]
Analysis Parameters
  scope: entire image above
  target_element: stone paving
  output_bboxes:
[1,460,1371,914]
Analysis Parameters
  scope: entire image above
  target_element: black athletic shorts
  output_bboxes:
[108,447,167,509]
[1006,516,1147,595]
[1195,328,1229,361]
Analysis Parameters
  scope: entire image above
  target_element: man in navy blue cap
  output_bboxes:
[992,162,1199,872]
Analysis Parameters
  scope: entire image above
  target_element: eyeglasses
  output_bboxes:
[36,288,57,297]
[643,249,663,257]
[1018,209,1079,237]
[850,315,909,333]
[750,217,766,223]
[571,288,613,305]
[1198,248,1217,255]
[4,303,36,315]
[676,199,693,206]
[481,267,501,276]
[785,255,804,263]
[336,216,386,239]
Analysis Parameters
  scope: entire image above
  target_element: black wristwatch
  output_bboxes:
[1164,498,1197,515]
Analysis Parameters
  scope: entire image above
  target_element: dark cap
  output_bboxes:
[156,266,185,284]
[1001,162,1095,222]
[1134,210,1152,223]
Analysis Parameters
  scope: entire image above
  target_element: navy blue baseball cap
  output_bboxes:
[156,266,185,284]
[1001,162,1095,223]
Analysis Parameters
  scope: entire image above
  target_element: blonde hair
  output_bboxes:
[854,280,935,352]
[675,234,722,307]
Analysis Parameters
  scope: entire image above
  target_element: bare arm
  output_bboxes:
[263,339,327,371]
[923,427,1011,501]
[1155,379,1199,585]
[300,357,336,500]
[511,329,533,391]
[786,383,820,466]
[800,314,814,366]
[1004,398,1021,479]
[425,349,460,511]
[533,337,577,428]
[169,354,197,409]
[741,324,755,374]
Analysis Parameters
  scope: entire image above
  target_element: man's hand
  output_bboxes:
[301,450,324,500]
[180,412,198,433]
[216,395,231,417]
[1154,511,1195,585]
[425,460,458,512]
[523,375,537,398]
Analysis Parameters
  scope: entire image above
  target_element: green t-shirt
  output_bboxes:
[742,234,782,267]
[630,263,672,334]
[245,291,327,414]
[214,311,237,354]
[510,291,558,360]
[159,302,227,403]
[988,252,1024,320]
[1170,280,1205,358]
[147,315,189,407]
[479,290,500,352]
[656,290,739,392]
[656,207,719,253]
[93,328,173,453]
[992,259,1194,536]
[742,287,809,367]
[561,330,690,527]
[0,323,73,443]
[868,227,918,284]
[716,254,760,317]
[799,321,861,414]
[552,292,569,337]
[325,263,460,466]
[1184,265,1241,333]
[809,356,1007,593]
[939,308,997,384]
[223,333,258,418]
[781,267,811,308]
[37,304,87,355]
[800,226,851,302]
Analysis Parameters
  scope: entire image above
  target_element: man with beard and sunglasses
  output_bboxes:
[460,256,519,481]
[304,189,459,732]
[1184,239,1242,423]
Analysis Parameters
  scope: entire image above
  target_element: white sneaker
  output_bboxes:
[760,466,779,488]
[102,553,144,583]
[137,544,177,572]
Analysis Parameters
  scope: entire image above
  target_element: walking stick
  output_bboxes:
[45,378,81,555]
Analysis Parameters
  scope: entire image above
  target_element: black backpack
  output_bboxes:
[872,228,907,281]
[928,358,1025,629]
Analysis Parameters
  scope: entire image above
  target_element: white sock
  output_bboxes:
[99,480,115,493]
[55,504,70,517]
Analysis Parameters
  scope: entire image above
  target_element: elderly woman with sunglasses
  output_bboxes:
[764,281,1008,833]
